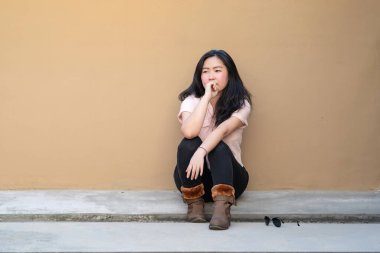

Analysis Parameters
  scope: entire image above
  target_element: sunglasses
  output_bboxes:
[264,216,284,227]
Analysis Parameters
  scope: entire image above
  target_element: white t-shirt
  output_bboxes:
[178,95,251,167]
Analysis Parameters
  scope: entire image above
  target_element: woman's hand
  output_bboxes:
[186,148,207,180]
[204,81,219,100]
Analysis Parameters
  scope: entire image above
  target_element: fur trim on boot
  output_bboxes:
[211,184,235,199]
[209,184,235,230]
[181,184,205,200]
[181,184,206,223]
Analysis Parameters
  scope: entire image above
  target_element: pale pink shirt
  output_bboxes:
[178,95,251,167]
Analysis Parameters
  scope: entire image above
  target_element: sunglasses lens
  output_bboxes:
[264,216,270,225]
[272,218,281,227]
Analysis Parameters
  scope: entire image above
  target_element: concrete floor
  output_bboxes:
[0,190,379,252]
[1,222,380,252]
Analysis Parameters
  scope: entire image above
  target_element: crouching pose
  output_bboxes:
[173,49,252,230]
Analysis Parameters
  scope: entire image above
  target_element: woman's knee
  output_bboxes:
[209,141,230,156]
[177,137,202,154]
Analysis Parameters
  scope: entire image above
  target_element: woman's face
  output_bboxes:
[201,56,229,92]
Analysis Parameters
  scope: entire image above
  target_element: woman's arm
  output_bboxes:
[180,95,210,139]
[180,81,218,138]
[200,117,244,155]
[186,116,244,180]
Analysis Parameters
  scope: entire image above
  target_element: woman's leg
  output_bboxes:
[176,137,203,187]
[174,137,213,222]
[207,141,249,199]
[174,139,248,200]
[174,137,213,202]
[174,165,213,202]
[207,141,249,230]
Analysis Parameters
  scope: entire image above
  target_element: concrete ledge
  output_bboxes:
[0,190,379,222]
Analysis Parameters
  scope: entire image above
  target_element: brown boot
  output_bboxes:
[181,184,207,223]
[209,184,235,230]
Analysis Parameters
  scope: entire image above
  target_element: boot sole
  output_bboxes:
[209,224,229,230]
[189,218,207,223]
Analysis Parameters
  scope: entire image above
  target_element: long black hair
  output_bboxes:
[179,49,252,126]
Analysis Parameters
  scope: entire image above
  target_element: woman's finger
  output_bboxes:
[186,165,192,179]
[194,166,199,180]
[191,166,197,180]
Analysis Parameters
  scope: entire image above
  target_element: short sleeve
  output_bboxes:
[177,95,198,124]
[231,100,251,127]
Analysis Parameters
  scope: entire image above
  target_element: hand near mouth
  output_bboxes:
[205,81,219,99]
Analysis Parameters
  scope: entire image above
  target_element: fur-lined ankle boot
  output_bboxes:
[181,184,207,223]
[209,184,235,230]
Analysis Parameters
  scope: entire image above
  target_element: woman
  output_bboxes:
[173,49,252,230]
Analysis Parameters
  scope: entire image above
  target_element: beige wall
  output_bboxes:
[0,0,379,190]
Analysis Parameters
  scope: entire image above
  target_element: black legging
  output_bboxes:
[174,137,249,202]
